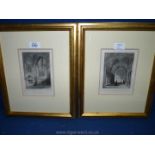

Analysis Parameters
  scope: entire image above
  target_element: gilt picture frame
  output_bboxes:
[0,23,77,117]
[78,22,155,117]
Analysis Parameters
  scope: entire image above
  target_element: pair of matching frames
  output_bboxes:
[0,22,155,118]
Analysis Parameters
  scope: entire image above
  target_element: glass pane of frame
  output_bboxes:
[78,23,155,117]
[0,23,77,117]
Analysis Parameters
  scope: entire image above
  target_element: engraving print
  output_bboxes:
[99,49,138,94]
[19,49,54,96]
[103,53,134,89]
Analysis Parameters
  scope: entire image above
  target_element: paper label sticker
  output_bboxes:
[114,42,125,50]
[29,42,41,48]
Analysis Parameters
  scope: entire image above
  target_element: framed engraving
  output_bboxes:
[78,22,155,117]
[18,49,54,96]
[0,23,77,117]
[99,49,139,94]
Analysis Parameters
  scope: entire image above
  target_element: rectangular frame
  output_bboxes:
[78,22,155,117]
[0,23,77,117]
